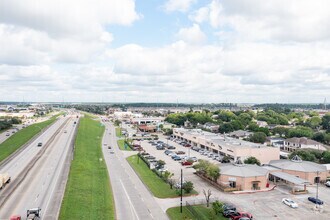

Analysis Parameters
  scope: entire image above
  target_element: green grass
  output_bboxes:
[59,115,115,220]
[0,115,58,163]
[167,205,227,220]
[115,127,122,137]
[127,155,197,198]
[117,139,132,151]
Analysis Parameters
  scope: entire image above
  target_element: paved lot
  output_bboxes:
[138,134,330,220]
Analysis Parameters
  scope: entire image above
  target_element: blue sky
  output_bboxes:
[0,0,329,103]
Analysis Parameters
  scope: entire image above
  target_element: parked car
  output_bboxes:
[230,212,253,220]
[325,181,330,187]
[181,161,193,166]
[222,203,236,212]
[167,146,176,150]
[282,198,298,208]
[308,197,324,205]
[176,151,185,155]
[173,156,182,161]
[223,210,239,218]
[189,157,198,162]
[171,154,178,159]
[156,146,165,150]
[164,150,172,155]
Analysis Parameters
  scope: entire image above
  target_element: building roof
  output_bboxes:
[220,164,268,177]
[269,157,327,172]
[285,137,321,146]
[228,130,252,137]
[271,172,310,185]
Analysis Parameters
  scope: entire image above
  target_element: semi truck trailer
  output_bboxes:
[0,173,10,189]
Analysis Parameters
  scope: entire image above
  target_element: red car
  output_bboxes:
[230,212,253,220]
[181,161,193,166]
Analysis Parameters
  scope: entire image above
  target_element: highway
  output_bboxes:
[0,115,78,219]
[102,121,168,220]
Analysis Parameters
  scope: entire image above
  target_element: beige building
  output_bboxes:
[283,137,326,152]
[173,128,279,164]
[268,156,328,183]
[218,163,269,191]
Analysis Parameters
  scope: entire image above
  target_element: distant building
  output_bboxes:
[283,137,326,152]
[256,120,268,128]
[228,130,253,139]
[131,117,164,125]
[202,123,219,132]
[266,137,284,148]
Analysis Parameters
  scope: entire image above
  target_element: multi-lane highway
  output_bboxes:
[102,121,168,220]
[0,114,78,219]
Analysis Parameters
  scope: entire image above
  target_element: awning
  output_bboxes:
[271,172,310,185]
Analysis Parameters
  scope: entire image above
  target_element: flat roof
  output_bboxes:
[271,172,309,185]
[174,128,267,149]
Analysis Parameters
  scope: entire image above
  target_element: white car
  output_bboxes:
[282,198,298,208]
[325,181,330,187]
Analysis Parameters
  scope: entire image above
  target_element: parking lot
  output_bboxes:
[137,134,330,220]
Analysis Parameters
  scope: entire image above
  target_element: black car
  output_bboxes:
[37,142,42,147]
[222,203,236,212]
[223,210,238,218]
[308,197,323,205]
[167,146,176,150]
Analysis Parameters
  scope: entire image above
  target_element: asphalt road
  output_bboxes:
[0,115,77,219]
[102,122,168,220]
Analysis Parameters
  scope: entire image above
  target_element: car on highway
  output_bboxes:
[308,197,324,205]
[6,133,10,136]
[37,142,42,147]
[64,130,67,133]
[282,198,298,208]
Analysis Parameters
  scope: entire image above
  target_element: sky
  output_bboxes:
[0,0,330,103]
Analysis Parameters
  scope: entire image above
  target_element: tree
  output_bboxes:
[183,181,194,193]
[218,123,234,134]
[206,164,220,182]
[289,150,316,162]
[168,178,176,189]
[272,126,289,137]
[114,119,121,126]
[162,171,173,182]
[244,156,261,165]
[249,132,267,143]
[287,126,313,138]
[305,116,322,129]
[313,132,325,143]
[203,189,212,207]
[322,151,330,163]
[221,155,231,163]
[324,133,330,145]
[212,200,223,215]
[193,159,211,175]
[322,114,330,131]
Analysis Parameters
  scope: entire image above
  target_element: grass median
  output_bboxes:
[0,115,59,163]
[127,154,197,198]
[59,115,115,220]
[115,127,122,137]
[117,139,132,151]
[167,205,227,220]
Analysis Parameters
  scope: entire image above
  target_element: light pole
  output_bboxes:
[180,168,183,213]
[316,171,320,200]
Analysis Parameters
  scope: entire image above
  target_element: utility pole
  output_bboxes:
[180,169,183,213]
[316,171,319,199]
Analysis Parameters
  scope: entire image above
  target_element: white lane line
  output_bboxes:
[119,179,140,220]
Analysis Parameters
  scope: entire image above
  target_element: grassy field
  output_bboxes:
[115,127,122,137]
[167,205,227,220]
[0,115,59,163]
[59,115,115,220]
[117,139,132,151]
[127,155,197,198]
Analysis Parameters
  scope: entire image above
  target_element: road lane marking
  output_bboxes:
[119,179,140,220]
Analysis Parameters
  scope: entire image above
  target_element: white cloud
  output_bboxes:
[0,0,138,65]
[176,24,206,44]
[163,0,197,12]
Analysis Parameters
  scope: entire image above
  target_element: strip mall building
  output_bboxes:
[173,128,279,164]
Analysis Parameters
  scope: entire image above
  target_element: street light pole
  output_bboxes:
[316,171,319,199]
[180,169,183,213]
